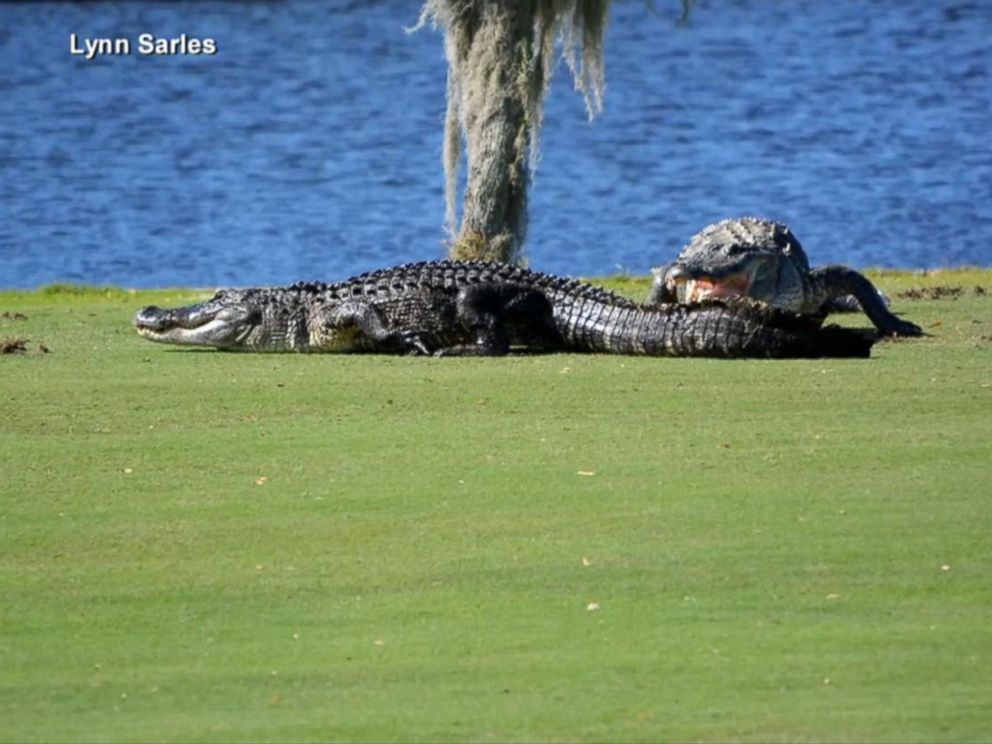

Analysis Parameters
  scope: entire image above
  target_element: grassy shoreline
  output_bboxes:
[2,271,990,742]
[1,266,990,297]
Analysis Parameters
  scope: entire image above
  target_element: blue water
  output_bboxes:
[1,0,990,289]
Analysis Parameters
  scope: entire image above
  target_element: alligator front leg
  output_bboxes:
[811,267,923,337]
[434,284,559,356]
[312,301,432,354]
[434,285,513,356]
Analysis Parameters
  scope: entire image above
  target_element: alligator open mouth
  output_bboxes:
[665,266,756,304]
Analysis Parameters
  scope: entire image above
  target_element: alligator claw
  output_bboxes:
[883,318,924,338]
[392,330,432,355]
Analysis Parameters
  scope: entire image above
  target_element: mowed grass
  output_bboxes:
[1,271,990,743]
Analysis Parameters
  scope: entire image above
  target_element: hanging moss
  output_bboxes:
[413,1,611,262]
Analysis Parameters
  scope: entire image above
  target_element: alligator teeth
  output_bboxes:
[686,279,711,303]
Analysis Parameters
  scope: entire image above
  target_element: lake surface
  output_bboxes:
[1,0,990,289]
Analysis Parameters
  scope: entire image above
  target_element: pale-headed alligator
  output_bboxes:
[649,217,922,337]
[134,260,874,358]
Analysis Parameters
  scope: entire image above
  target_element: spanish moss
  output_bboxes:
[412,0,611,262]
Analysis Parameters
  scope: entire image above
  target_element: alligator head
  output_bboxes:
[134,290,271,350]
[652,217,811,310]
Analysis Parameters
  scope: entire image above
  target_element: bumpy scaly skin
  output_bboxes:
[134,261,875,359]
[650,217,922,337]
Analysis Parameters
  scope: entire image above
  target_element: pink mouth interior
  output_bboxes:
[683,273,753,302]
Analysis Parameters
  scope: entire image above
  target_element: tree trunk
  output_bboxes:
[416,0,611,263]
[445,2,534,262]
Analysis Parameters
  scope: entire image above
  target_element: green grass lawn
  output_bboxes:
[1,270,990,743]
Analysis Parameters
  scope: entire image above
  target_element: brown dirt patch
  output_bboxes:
[1,338,49,355]
[1,338,29,354]
[896,285,961,300]
[895,285,988,301]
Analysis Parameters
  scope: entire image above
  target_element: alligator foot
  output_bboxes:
[811,268,924,337]
[385,330,433,355]
[878,315,924,338]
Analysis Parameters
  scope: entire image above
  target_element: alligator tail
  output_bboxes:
[651,299,875,358]
[563,297,877,359]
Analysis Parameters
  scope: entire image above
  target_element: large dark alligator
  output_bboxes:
[134,261,874,358]
[649,217,922,337]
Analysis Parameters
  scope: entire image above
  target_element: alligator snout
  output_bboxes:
[133,298,259,348]
[134,306,171,330]
[133,303,222,331]
[663,265,692,283]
